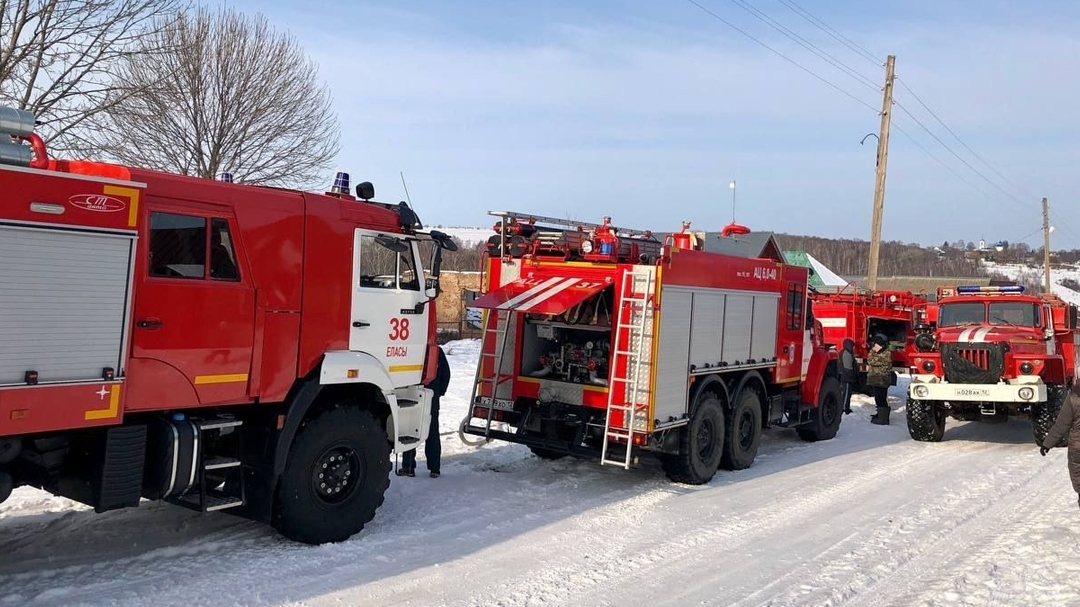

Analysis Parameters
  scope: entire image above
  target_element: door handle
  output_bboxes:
[137,318,164,329]
[353,321,371,328]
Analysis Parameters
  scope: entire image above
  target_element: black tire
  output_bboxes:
[662,393,725,484]
[528,446,567,460]
[1033,385,1068,447]
[721,388,763,469]
[274,407,391,545]
[798,376,843,442]
[906,398,946,442]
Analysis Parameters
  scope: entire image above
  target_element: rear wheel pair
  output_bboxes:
[662,388,763,485]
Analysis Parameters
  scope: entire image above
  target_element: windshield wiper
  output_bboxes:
[990,316,1020,328]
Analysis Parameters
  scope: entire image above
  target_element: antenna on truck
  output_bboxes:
[400,171,413,206]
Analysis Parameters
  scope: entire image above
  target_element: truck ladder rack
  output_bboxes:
[601,268,654,468]
[472,307,514,437]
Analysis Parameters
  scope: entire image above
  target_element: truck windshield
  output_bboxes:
[938,302,985,326]
[988,301,1039,327]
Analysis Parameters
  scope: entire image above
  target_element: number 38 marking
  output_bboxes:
[389,317,411,340]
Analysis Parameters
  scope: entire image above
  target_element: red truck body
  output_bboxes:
[0,112,451,544]
[810,288,928,385]
[906,285,1080,444]
[462,214,841,484]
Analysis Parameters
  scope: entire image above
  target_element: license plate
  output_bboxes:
[953,387,991,398]
[479,396,515,411]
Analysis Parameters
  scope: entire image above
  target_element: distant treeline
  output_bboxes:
[772,234,985,278]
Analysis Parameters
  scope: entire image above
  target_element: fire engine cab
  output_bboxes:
[0,108,456,544]
[461,212,842,484]
[907,285,1080,445]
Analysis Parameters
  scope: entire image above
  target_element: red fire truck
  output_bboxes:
[0,108,457,544]
[810,287,928,389]
[461,213,842,484]
[906,285,1080,445]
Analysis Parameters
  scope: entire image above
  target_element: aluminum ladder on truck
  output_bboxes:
[472,307,514,437]
[601,268,654,468]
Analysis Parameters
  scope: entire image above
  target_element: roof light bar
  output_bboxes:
[955,285,1025,294]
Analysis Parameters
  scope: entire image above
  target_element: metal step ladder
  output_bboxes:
[601,268,655,468]
[178,417,246,513]
[471,307,514,437]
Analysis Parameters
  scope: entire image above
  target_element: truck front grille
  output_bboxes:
[940,342,1006,385]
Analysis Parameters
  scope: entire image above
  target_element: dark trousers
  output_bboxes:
[841,382,854,411]
[402,397,441,473]
[873,386,889,410]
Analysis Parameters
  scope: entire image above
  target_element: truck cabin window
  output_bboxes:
[938,302,985,327]
[359,235,419,291]
[149,212,206,279]
[209,218,240,281]
[149,212,240,281]
[988,302,1040,327]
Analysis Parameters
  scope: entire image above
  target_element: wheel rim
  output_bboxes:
[311,443,362,504]
[821,392,838,426]
[696,417,716,460]
[738,410,755,450]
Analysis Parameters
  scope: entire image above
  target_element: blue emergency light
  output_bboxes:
[956,285,1025,294]
[331,171,350,195]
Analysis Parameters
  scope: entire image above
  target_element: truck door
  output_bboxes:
[350,229,430,388]
[126,207,255,410]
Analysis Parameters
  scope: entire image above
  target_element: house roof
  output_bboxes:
[698,231,784,262]
[783,250,848,288]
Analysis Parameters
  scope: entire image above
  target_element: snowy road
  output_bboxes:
[3,340,1080,607]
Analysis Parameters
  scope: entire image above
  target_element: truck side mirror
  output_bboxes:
[1071,306,1078,329]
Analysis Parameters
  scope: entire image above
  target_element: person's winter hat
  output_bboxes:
[871,334,888,347]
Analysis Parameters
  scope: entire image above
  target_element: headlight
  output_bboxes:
[922,360,936,373]
[1019,387,1035,400]
[581,240,594,254]
[914,385,930,398]
[1020,362,1034,374]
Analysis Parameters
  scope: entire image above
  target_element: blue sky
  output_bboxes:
[233,0,1079,248]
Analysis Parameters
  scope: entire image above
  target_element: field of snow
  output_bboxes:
[437,227,491,247]
[984,261,1080,306]
[4,339,1080,607]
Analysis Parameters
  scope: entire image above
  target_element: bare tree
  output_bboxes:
[0,0,182,152]
[88,7,339,188]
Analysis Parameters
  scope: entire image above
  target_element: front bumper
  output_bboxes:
[907,375,1046,403]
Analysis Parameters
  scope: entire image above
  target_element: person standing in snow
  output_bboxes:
[399,346,451,478]
[865,334,893,425]
[839,339,858,415]
[1039,386,1080,509]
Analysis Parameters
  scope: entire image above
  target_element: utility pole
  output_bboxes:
[867,54,896,291]
[1043,197,1052,293]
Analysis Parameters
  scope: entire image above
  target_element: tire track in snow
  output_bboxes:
[846,454,1080,607]
[455,444,942,607]
[743,443,1062,607]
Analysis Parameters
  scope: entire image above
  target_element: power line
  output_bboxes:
[775,0,881,66]
[684,0,880,114]
[895,78,1034,200]
[892,98,1030,211]
[890,122,1002,205]
[719,0,881,93]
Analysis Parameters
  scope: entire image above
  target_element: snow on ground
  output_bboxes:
[985,261,1080,306]
[4,340,1080,607]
